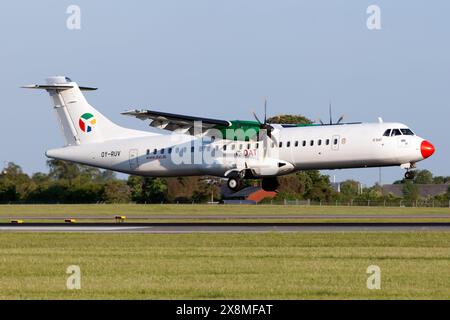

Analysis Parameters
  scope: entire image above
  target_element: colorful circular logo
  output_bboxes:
[79,113,96,133]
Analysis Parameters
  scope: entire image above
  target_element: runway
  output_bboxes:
[1,222,450,233]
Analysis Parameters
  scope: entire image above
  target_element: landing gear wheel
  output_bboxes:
[262,177,279,192]
[405,171,415,180]
[227,178,242,191]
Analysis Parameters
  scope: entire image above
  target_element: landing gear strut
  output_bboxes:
[404,170,415,180]
[262,177,279,192]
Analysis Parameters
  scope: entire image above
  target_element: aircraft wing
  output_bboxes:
[121,109,231,133]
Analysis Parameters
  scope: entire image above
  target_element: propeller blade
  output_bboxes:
[252,111,263,125]
[264,99,267,124]
[329,102,332,125]
[337,115,344,124]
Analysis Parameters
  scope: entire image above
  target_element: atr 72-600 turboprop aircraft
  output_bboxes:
[24,76,435,191]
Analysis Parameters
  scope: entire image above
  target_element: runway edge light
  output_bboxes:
[115,215,127,223]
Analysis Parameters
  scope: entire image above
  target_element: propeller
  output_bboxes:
[252,99,275,138]
[252,99,278,158]
[317,102,345,125]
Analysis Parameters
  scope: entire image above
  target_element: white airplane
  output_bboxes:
[23,76,435,191]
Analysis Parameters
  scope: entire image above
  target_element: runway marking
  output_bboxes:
[1,223,450,233]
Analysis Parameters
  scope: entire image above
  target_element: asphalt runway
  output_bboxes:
[1,222,450,233]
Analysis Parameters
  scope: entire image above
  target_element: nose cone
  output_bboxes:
[421,140,435,159]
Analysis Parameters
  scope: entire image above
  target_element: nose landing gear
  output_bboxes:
[404,170,415,180]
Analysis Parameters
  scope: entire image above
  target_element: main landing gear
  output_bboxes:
[261,177,279,192]
[227,177,242,192]
[226,176,279,192]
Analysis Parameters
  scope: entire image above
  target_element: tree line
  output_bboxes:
[1,160,449,204]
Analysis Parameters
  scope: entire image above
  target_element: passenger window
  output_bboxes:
[223,145,227,151]
[287,141,291,147]
[168,148,172,154]
[161,148,165,154]
[333,139,338,145]
[146,149,150,155]
[295,141,299,147]
[383,129,391,137]
[191,146,194,152]
[231,144,236,150]
[247,143,251,149]
[239,144,243,150]
[302,141,306,147]
[153,149,157,155]
[391,129,402,136]
[279,142,283,148]
[318,139,322,146]
[310,140,314,146]
[326,139,330,145]
[256,143,259,149]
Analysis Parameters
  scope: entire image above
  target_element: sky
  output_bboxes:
[0,1,449,185]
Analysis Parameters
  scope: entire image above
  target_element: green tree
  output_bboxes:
[0,162,32,200]
[141,178,167,203]
[402,181,420,201]
[339,180,360,200]
[277,171,335,201]
[127,175,143,202]
[267,115,312,125]
[127,176,167,203]
[0,181,18,202]
[103,181,131,203]
[414,170,433,184]
[47,160,80,184]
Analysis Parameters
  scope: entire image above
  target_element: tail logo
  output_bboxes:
[79,113,96,133]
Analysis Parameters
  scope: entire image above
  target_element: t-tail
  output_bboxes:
[23,76,151,146]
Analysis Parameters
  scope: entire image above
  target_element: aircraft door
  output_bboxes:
[129,149,139,170]
[332,135,340,151]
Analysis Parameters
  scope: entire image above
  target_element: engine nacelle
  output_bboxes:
[246,158,295,177]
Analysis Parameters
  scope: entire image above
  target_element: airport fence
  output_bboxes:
[1,199,450,207]
[269,199,450,208]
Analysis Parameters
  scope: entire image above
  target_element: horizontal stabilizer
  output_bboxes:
[21,84,97,91]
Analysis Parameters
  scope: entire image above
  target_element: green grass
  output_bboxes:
[0,204,449,223]
[1,204,450,216]
[0,232,450,299]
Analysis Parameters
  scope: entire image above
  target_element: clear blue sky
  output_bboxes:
[1,1,449,185]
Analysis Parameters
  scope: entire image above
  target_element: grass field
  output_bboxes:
[0,204,450,223]
[0,232,450,299]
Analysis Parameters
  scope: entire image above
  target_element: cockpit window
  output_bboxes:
[400,128,414,136]
[391,129,402,136]
[383,129,391,137]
